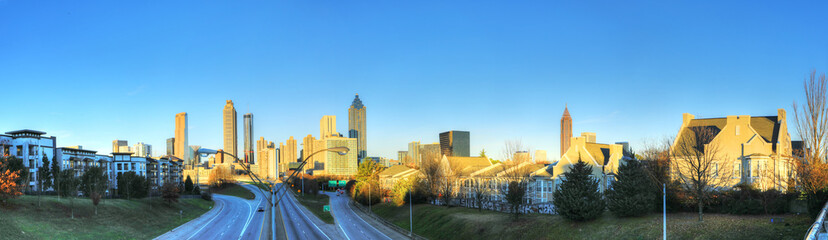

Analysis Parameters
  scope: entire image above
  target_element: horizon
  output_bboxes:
[2,1,826,159]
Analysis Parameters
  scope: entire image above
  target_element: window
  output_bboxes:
[712,163,719,178]
[733,162,741,179]
[735,125,740,136]
[16,146,22,156]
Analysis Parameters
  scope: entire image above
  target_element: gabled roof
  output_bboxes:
[379,165,412,177]
[446,156,492,169]
[584,142,613,166]
[470,163,507,178]
[750,116,780,143]
[677,116,781,148]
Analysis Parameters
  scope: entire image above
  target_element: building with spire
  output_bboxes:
[348,94,367,160]
[223,100,237,162]
[243,113,254,164]
[560,106,572,157]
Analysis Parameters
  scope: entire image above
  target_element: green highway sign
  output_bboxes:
[329,180,337,187]
[338,180,347,187]
[323,205,330,212]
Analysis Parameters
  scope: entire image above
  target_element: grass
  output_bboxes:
[293,192,334,224]
[211,183,255,200]
[0,195,214,240]
[372,203,813,240]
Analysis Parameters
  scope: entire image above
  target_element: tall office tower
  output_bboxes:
[279,137,297,174]
[407,141,421,167]
[175,112,189,164]
[302,134,318,169]
[278,142,285,175]
[112,140,128,153]
[320,115,337,138]
[439,130,470,157]
[398,151,408,165]
[560,106,572,157]
[190,145,201,165]
[166,138,175,156]
[419,143,441,163]
[133,142,152,157]
[348,94,367,160]
[257,137,274,179]
[243,113,254,164]
[223,100,237,162]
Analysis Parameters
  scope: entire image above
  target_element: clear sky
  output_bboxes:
[1,1,827,160]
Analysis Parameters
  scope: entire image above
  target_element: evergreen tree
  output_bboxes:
[605,159,655,217]
[50,154,61,200]
[184,175,194,194]
[37,154,53,207]
[553,160,605,221]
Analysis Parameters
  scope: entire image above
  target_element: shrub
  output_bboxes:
[201,191,213,201]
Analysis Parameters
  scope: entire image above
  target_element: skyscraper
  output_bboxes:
[243,113,254,164]
[560,106,572,157]
[320,115,337,138]
[224,100,237,161]
[166,138,174,156]
[278,136,297,175]
[175,112,189,164]
[257,137,275,179]
[320,136,358,176]
[348,94,367,160]
[302,134,318,169]
[439,130,470,157]
[408,141,420,167]
[133,142,152,157]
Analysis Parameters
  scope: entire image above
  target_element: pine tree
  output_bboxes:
[605,159,655,217]
[553,160,605,221]
[184,176,194,194]
[37,154,53,207]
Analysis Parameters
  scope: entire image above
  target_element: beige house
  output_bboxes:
[551,132,624,193]
[378,165,418,191]
[670,109,794,190]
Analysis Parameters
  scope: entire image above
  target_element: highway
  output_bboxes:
[324,191,393,240]
[276,183,332,240]
[155,184,269,240]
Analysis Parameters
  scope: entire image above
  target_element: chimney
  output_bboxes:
[778,108,786,123]
[683,113,695,127]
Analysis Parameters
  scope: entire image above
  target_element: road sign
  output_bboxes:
[323,205,330,212]
[338,180,347,187]
[329,180,337,187]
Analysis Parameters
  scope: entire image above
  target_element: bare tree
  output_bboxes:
[671,126,734,222]
[437,155,465,207]
[469,178,489,212]
[792,71,828,216]
[419,151,442,203]
[498,140,535,220]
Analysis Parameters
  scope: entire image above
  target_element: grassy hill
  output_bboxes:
[372,203,812,240]
[0,195,213,240]
[211,183,255,200]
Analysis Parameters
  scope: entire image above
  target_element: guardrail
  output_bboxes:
[805,200,828,240]
[350,200,428,240]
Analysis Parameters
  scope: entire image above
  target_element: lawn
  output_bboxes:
[211,183,255,200]
[372,203,813,240]
[0,195,214,240]
[293,192,334,224]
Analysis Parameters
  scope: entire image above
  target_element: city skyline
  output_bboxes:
[2,1,827,159]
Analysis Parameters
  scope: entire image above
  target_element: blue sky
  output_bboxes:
[1,1,826,160]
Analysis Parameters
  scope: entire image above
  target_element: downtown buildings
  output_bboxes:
[349,94,367,160]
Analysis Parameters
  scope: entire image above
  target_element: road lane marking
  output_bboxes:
[343,193,393,240]
[186,196,227,240]
[287,191,331,240]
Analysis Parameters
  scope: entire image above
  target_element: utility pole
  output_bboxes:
[663,183,666,240]
[409,189,413,237]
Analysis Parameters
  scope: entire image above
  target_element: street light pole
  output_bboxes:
[409,189,413,237]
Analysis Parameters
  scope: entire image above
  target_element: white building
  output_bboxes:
[0,129,57,191]
[133,142,152,158]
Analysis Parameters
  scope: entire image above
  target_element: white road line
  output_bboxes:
[345,194,393,240]
[288,192,331,240]
[238,187,256,240]
[186,197,226,240]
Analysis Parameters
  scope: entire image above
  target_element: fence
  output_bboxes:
[805,200,828,240]
[440,198,557,215]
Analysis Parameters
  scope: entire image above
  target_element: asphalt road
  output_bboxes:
[324,191,393,240]
[155,184,269,240]
[275,183,332,240]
